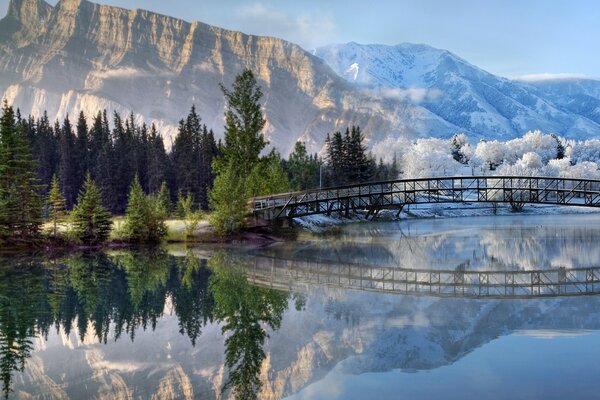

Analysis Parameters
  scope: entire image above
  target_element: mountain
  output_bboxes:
[0,0,457,155]
[315,42,600,140]
[1,1,599,157]
[522,78,600,128]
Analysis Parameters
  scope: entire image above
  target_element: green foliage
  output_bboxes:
[123,176,168,243]
[324,125,377,186]
[71,175,112,245]
[218,70,267,176]
[177,192,203,237]
[0,101,44,246]
[246,150,290,197]
[287,141,321,191]
[211,70,289,235]
[157,181,172,217]
[47,174,66,238]
[209,167,248,236]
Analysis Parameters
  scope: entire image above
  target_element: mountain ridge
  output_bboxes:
[0,0,459,155]
[316,41,600,141]
[1,0,599,157]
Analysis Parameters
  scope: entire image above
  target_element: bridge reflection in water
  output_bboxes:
[244,257,600,299]
[251,176,600,221]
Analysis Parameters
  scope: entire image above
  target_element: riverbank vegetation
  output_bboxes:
[4,68,598,250]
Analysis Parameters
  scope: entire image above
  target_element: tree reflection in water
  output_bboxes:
[210,252,289,399]
[0,251,293,399]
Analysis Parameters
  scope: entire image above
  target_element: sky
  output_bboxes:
[1,0,599,79]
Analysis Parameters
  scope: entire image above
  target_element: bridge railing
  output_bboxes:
[250,176,600,219]
[246,256,600,299]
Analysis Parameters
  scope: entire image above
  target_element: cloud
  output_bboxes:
[236,3,337,49]
[514,73,588,82]
[376,87,442,103]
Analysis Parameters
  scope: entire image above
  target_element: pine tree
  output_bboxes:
[47,174,66,238]
[71,175,112,245]
[58,115,78,208]
[157,181,172,217]
[0,101,43,245]
[124,176,168,243]
[210,70,269,235]
[75,111,89,192]
[147,124,169,194]
[287,141,319,191]
[217,70,267,176]
[552,134,565,160]
[123,176,148,242]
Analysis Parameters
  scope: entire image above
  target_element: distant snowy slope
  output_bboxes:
[315,42,600,140]
[521,78,600,127]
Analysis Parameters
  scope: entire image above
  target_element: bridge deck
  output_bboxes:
[250,176,600,222]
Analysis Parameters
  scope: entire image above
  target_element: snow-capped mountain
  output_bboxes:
[0,0,457,156]
[315,42,600,140]
[1,1,599,157]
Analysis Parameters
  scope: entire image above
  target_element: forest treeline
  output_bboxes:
[0,70,399,246]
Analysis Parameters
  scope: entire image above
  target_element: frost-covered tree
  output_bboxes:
[403,138,461,178]
[473,140,507,171]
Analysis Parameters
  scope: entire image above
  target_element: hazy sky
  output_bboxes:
[1,0,599,79]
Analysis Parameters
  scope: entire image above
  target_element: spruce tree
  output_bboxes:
[217,70,266,175]
[210,70,269,234]
[157,181,172,217]
[287,141,320,191]
[123,176,148,242]
[58,115,78,208]
[124,176,167,243]
[147,124,169,194]
[71,175,112,245]
[0,101,43,245]
[47,174,66,238]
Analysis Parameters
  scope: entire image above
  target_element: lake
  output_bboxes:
[2,213,600,399]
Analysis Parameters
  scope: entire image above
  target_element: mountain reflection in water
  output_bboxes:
[2,215,600,400]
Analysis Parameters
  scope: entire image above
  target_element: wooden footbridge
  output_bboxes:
[244,256,600,299]
[250,176,600,222]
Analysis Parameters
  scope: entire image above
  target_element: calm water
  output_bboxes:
[3,214,600,399]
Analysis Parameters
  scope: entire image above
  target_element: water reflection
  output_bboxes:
[0,251,292,399]
[258,214,600,271]
[2,219,600,399]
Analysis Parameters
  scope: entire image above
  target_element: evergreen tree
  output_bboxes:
[217,70,267,176]
[47,174,67,238]
[31,112,59,190]
[71,175,112,245]
[58,115,78,208]
[325,131,346,186]
[210,70,269,235]
[0,101,43,245]
[124,176,167,243]
[287,141,320,191]
[157,181,172,217]
[178,192,203,237]
[75,111,89,192]
[123,176,148,242]
[198,125,219,210]
[147,124,169,194]
[552,134,566,160]
[247,150,289,197]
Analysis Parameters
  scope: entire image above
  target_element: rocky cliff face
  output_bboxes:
[0,0,455,155]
